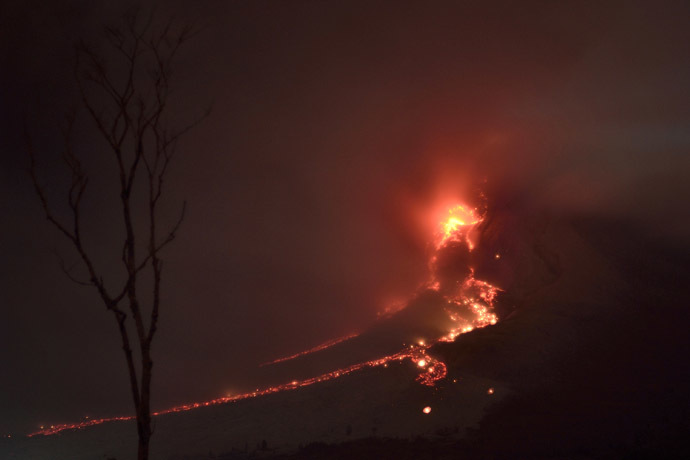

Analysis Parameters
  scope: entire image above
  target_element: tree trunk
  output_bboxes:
[137,352,153,460]
[137,429,150,460]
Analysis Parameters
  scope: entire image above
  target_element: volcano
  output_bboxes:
[2,203,689,459]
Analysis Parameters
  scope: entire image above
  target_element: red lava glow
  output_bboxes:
[259,333,360,367]
[29,202,500,438]
[29,344,448,437]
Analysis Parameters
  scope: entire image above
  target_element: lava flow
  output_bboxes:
[29,202,500,438]
[259,333,360,367]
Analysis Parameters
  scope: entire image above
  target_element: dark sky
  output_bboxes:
[1,0,689,435]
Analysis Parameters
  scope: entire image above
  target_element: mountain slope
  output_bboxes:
[3,209,688,459]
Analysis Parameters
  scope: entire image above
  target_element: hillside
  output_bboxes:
[2,207,688,459]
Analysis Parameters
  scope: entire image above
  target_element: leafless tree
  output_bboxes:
[27,12,205,460]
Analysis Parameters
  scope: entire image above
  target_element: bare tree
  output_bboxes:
[27,12,204,460]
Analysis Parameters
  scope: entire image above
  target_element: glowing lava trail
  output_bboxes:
[259,333,360,367]
[29,202,500,437]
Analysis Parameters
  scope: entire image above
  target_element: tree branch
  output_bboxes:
[26,12,204,459]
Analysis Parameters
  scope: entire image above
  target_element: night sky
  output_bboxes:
[2,0,689,436]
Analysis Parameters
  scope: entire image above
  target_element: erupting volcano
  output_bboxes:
[28,202,501,438]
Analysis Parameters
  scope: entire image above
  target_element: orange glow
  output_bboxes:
[487,387,495,395]
[30,202,501,438]
[436,204,482,249]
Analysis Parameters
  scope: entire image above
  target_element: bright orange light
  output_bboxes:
[422,406,432,414]
[487,387,495,395]
[417,359,427,367]
[437,204,483,249]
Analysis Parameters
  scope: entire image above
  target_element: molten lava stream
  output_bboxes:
[259,333,360,367]
[28,343,449,437]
